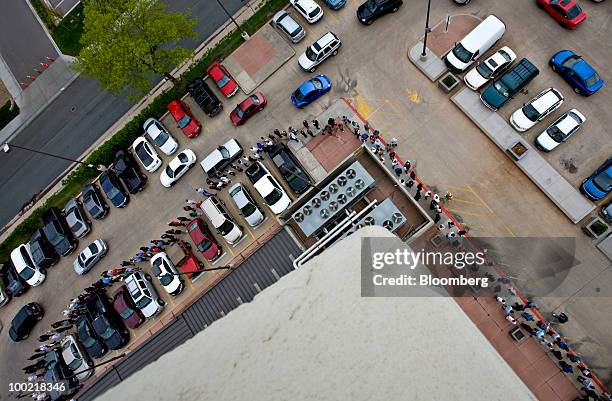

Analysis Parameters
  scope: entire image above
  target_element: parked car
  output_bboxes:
[230,92,267,125]
[464,46,516,90]
[132,137,162,173]
[229,183,265,228]
[199,138,243,177]
[357,0,403,25]
[61,335,94,381]
[125,271,165,318]
[269,143,311,194]
[299,32,341,72]
[150,253,184,296]
[75,315,107,359]
[580,157,612,201]
[143,118,178,155]
[1,262,29,297]
[42,207,78,256]
[9,302,43,341]
[160,149,197,187]
[82,183,109,220]
[272,10,306,43]
[11,244,46,286]
[200,197,244,245]
[99,170,129,208]
[509,87,564,132]
[601,200,612,223]
[113,150,147,194]
[73,239,108,275]
[534,109,586,152]
[86,293,129,351]
[550,50,604,96]
[63,198,91,238]
[480,58,539,111]
[324,0,347,9]
[187,78,222,117]
[290,0,324,23]
[112,285,145,328]
[206,61,239,98]
[29,228,59,270]
[167,99,201,138]
[536,0,587,29]
[186,218,223,262]
[43,350,80,400]
[291,75,332,108]
[245,161,292,214]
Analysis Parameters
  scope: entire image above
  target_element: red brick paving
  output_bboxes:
[231,32,277,76]
[428,15,481,58]
[305,128,361,172]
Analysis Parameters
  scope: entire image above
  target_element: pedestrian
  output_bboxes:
[551,349,564,360]
[414,192,421,201]
[171,229,182,235]
[536,321,550,332]
[410,171,416,180]
[521,311,535,321]
[534,329,545,339]
[274,128,281,138]
[289,131,299,142]
[578,365,592,378]
[552,312,569,323]
[404,160,411,171]
[250,146,259,154]
[299,129,307,138]
[505,315,517,324]
[312,119,320,130]
[429,200,437,211]
[220,176,230,184]
[327,117,335,128]
[559,361,574,373]
[183,205,195,212]
[556,339,570,351]
[168,220,182,227]
[512,302,526,311]
[568,352,582,363]
[307,129,314,137]
[445,192,454,200]
[390,137,398,147]
[177,216,190,222]
[228,170,236,176]
[502,304,514,314]
[446,232,456,239]
[434,213,441,223]
[394,166,403,177]
[231,163,243,172]
[457,230,467,237]
[433,194,440,203]
[28,352,45,361]
[303,120,309,129]
[406,180,414,188]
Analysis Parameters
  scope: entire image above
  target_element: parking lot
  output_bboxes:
[1,0,612,396]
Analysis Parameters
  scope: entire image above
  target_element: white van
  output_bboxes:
[200,197,244,245]
[445,15,505,72]
[11,244,46,286]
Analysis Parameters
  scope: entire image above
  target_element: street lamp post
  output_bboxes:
[421,0,432,59]
[214,0,250,40]
[2,143,106,171]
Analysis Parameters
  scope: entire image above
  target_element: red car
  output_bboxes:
[536,0,586,29]
[167,99,201,138]
[229,91,267,126]
[206,61,239,98]
[187,218,222,262]
[112,286,145,329]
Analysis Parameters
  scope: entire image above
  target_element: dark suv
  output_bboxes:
[187,78,222,117]
[9,302,44,341]
[0,262,29,297]
[29,229,59,270]
[481,58,540,111]
[269,143,311,194]
[357,0,403,25]
[42,207,78,257]
[75,315,108,359]
[113,150,147,193]
[86,293,130,350]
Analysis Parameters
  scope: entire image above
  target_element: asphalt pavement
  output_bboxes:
[0,0,248,228]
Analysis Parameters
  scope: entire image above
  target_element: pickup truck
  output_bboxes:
[166,240,204,281]
[480,58,539,111]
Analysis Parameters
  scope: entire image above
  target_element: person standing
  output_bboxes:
[312,119,320,130]
[302,120,309,129]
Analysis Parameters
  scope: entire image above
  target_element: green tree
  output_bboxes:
[74,0,197,99]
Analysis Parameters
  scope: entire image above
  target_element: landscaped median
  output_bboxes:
[0,0,289,262]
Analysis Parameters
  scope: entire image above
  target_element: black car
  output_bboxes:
[9,302,44,341]
[43,351,80,401]
[86,293,129,350]
[113,150,147,193]
[42,207,77,257]
[357,0,403,25]
[99,170,129,208]
[187,78,222,117]
[0,262,29,297]
[29,229,59,270]
[269,143,311,194]
[82,183,109,219]
[75,315,108,359]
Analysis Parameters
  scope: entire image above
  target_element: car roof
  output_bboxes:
[572,59,596,81]
[274,10,300,30]
[167,100,185,117]
[531,89,562,112]
[315,32,337,47]
[554,112,581,133]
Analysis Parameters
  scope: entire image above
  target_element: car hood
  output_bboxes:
[298,52,315,70]
[480,85,507,110]
[269,193,292,215]
[445,49,471,72]
[202,241,221,261]
[357,3,373,19]
[140,301,160,318]
[535,132,559,151]
[510,109,534,131]
[73,259,87,275]
[159,137,178,155]
[161,276,183,295]
[224,226,243,245]
[464,69,488,90]
[183,120,201,137]
[245,209,265,227]
[582,179,607,200]
[54,237,73,256]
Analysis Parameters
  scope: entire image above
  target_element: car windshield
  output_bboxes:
[593,170,612,192]
[20,265,35,280]
[101,179,121,199]
[585,73,601,87]
[215,74,230,88]
[152,130,169,147]
[98,318,115,340]
[233,105,245,119]
[241,202,256,217]
[218,220,235,236]
[366,0,377,12]
[81,333,96,348]
[522,104,540,121]
[197,238,212,252]
[67,357,81,371]
[119,308,134,319]
[305,46,317,62]
[493,81,510,98]
[308,6,321,18]
[165,165,176,178]
[476,63,493,78]
[562,55,581,69]
[135,143,153,165]
[218,146,230,159]
[70,218,83,232]
[160,274,174,286]
[312,78,323,89]
[136,296,152,309]
[47,225,65,246]
[567,5,581,19]
[546,126,566,143]
[178,153,189,163]
[264,188,283,205]
[452,43,473,63]
[293,88,305,101]
[177,115,191,129]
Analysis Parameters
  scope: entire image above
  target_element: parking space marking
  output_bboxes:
[446,208,488,218]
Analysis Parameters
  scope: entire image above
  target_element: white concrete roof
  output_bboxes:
[95,226,536,401]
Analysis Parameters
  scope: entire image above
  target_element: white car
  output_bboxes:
[73,239,108,275]
[143,118,178,155]
[534,109,586,152]
[464,46,516,90]
[160,149,197,187]
[132,137,162,172]
[199,138,243,177]
[10,244,45,286]
[290,0,323,24]
[509,88,564,132]
[298,31,341,73]
[245,162,291,215]
[229,183,265,227]
[150,253,184,296]
[125,271,164,318]
[61,335,94,381]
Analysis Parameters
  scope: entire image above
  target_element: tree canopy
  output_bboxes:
[74,0,197,99]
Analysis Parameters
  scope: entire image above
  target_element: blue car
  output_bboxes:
[324,0,347,9]
[291,75,332,108]
[550,50,604,96]
[580,157,612,201]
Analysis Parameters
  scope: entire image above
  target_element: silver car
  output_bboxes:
[63,198,91,238]
[125,271,164,318]
[73,239,108,275]
[229,183,265,227]
[272,11,306,43]
[61,335,93,381]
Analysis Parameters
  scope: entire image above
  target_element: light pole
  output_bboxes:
[421,0,432,59]
[2,143,106,171]
[214,0,250,40]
